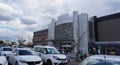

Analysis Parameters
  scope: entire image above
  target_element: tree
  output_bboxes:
[11,41,17,45]
[74,31,87,61]
[18,39,26,46]
[27,43,33,47]
[0,40,4,44]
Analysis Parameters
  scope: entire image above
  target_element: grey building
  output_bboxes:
[54,22,74,53]
[90,12,120,54]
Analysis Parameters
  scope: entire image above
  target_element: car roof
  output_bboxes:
[34,45,55,48]
[1,47,11,48]
[88,55,105,60]
[17,48,31,50]
[88,55,120,62]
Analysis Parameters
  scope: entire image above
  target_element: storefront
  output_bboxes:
[96,42,120,55]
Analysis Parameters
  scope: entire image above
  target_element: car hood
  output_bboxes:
[51,54,66,59]
[0,56,7,64]
[17,55,42,62]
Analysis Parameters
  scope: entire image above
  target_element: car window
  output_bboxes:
[41,48,47,54]
[0,53,2,56]
[34,47,38,51]
[18,49,34,55]
[46,48,60,54]
[3,48,12,51]
[80,58,105,65]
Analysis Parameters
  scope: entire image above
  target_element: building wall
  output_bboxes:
[78,13,89,55]
[33,29,48,45]
[48,20,55,46]
[55,22,73,41]
[56,14,72,25]
[73,11,79,53]
[97,18,120,41]
[91,13,120,55]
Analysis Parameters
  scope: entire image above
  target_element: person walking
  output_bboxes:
[80,50,83,60]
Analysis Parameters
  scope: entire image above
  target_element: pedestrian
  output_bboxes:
[98,49,100,54]
[92,48,96,55]
[84,53,87,59]
[80,50,83,60]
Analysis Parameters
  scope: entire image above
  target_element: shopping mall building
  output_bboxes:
[33,11,120,55]
[89,12,120,55]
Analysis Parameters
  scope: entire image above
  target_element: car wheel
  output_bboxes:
[15,62,18,65]
[47,60,52,65]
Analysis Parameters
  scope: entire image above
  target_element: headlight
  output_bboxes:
[53,56,60,60]
[20,60,27,63]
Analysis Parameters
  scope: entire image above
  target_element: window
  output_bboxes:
[34,47,38,51]
[46,48,60,54]
[18,50,34,55]
[35,47,46,54]
[3,48,12,51]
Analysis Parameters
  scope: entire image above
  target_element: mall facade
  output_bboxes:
[33,11,120,55]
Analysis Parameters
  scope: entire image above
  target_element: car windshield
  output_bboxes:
[3,48,12,51]
[80,58,120,65]
[46,48,60,54]
[0,53,2,56]
[18,49,34,55]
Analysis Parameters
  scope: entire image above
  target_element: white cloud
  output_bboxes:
[0,2,23,17]
[0,0,120,42]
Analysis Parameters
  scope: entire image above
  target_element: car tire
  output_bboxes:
[15,61,18,65]
[47,60,52,65]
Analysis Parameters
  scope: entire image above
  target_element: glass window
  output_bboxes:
[3,48,12,51]
[34,47,38,51]
[0,53,2,56]
[46,48,60,54]
[36,47,43,53]
[18,50,34,55]
[80,58,105,65]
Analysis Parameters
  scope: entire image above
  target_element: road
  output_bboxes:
[67,60,79,65]
[9,60,80,65]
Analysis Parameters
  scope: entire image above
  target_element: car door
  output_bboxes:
[39,48,48,62]
[8,52,16,65]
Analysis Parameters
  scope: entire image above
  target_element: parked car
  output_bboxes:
[8,48,43,65]
[0,47,13,60]
[33,46,68,65]
[79,55,120,65]
[0,52,8,65]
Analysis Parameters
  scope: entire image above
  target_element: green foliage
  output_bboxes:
[0,40,4,44]
[11,42,17,45]
[18,39,26,46]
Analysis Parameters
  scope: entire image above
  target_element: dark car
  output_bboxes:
[80,55,120,65]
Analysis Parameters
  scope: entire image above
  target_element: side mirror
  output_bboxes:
[39,54,41,56]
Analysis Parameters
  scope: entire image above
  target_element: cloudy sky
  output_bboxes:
[0,0,120,42]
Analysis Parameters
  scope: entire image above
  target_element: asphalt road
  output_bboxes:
[8,60,79,65]
[67,60,79,65]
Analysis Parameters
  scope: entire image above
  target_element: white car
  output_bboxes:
[0,47,13,60]
[0,52,8,65]
[33,46,68,65]
[8,48,43,65]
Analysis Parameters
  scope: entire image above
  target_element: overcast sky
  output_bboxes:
[0,0,120,42]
